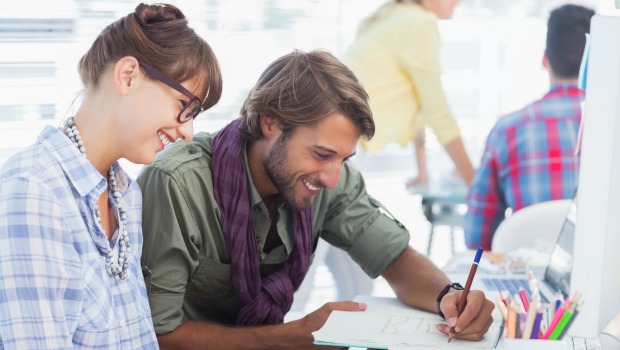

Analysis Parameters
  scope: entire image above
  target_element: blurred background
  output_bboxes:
[0,0,615,311]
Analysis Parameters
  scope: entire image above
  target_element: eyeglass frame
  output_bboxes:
[137,60,204,123]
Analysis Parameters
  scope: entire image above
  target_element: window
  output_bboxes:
[0,0,603,174]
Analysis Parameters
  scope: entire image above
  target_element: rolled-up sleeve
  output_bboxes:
[137,163,201,334]
[319,164,410,278]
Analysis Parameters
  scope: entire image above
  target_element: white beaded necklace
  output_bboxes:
[62,116,131,280]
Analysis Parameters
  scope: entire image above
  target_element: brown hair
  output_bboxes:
[546,4,594,79]
[78,3,222,111]
[240,50,374,142]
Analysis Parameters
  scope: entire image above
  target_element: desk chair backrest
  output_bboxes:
[491,199,573,253]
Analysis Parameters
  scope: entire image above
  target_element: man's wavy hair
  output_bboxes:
[239,49,374,141]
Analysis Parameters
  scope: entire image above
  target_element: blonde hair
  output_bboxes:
[357,0,421,33]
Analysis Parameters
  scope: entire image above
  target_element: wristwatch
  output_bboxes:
[435,282,464,320]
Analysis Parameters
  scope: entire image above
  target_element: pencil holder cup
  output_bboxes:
[503,338,567,350]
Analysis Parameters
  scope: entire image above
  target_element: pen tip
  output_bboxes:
[448,334,453,343]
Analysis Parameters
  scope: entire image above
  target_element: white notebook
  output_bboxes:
[313,295,503,349]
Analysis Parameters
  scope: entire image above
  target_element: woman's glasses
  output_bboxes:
[138,60,203,123]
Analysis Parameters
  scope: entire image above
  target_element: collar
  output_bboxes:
[39,125,130,198]
[546,83,583,97]
[243,140,264,209]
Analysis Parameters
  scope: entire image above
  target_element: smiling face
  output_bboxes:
[262,111,360,210]
[119,65,200,165]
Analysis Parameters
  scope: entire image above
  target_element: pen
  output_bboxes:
[448,247,483,343]
[549,303,577,340]
[531,309,544,339]
[513,293,525,314]
[555,292,581,339]
[515,311,522,338]
[549,294,558,322]
[528,270,541,302]
[557,310,580,340]
[543,304,567,339]
[518,288,530,313]
[507,305,517,339]
[498,289,509,306]
[522,298,538,338]
[495,296,508,321]
[554,292,563,312]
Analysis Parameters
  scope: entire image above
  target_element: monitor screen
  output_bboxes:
[543,192,577,297]
[569,14,620,339]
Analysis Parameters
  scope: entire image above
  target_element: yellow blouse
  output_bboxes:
[344,3,461,154]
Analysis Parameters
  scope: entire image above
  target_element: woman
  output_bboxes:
[344,0,474,187]
[0,3,222,348]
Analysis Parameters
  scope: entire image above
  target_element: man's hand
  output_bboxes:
[285,301,367,349]
[435,290,495,341]
[158,301,367,350]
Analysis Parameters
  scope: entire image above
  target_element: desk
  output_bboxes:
[410,179,468,256]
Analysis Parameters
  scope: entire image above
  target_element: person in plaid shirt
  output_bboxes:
[464,4,594,250]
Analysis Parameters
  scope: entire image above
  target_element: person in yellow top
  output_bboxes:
[344,0,474,186]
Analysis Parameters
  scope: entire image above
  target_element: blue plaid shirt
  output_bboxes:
[0,126,158,349]
[464,84,583,250]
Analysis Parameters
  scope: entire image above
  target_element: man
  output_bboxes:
[464,4,594,250]
[138,50,494,349]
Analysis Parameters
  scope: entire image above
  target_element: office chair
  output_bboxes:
[491,199,572,253]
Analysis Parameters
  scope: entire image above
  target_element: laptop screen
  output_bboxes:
[542,191,578,296]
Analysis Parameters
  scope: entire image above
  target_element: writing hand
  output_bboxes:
[435,290,495,341]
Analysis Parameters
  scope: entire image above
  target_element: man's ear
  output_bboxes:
[542,51,550,70]
[259,114,282,141]
[113,56,141,96]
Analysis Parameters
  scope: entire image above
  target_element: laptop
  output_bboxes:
[451,192,577,305]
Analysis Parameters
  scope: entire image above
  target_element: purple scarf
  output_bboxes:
[211,118,314,326]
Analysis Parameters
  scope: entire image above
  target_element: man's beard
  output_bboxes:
[263,135,315,210]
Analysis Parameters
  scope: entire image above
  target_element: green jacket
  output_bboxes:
[137,131,410,334]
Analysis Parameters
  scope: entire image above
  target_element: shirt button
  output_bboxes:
[189,148,197,154]
[119,319,126,327]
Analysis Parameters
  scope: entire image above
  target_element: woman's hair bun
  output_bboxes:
[134,3,185,25]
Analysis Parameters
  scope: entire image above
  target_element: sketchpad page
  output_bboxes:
[313,295,501,349]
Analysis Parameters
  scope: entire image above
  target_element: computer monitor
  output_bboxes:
[568,14,620,339]
[543,193,577,297]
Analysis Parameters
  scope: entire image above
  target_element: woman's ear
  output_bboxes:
[113,56,141,95]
